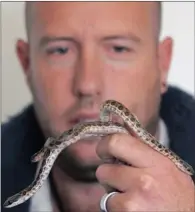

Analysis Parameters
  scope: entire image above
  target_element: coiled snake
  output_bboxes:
[3,100,194,208]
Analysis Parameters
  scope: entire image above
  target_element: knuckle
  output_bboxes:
[139,174,155,192]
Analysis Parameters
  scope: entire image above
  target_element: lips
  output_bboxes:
[69,113,101,125]
[69,112,123,126]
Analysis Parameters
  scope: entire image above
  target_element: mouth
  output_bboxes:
[68,113,125,142]
[69,113,101,126]
[69,112,123,125]
[58,113,124,181]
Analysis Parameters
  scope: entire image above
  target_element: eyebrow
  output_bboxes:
[39,33,141,47]
[39,36,78,47]
[102,34,141,43]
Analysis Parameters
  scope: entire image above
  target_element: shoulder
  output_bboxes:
[1,104,35,139]
[1,104,45,171]
[1,105,34,165]
[1,105,40,211]
[161,85,195,123]
[161,86,195,183]
[162,86,194,108]
[1,105,31,139]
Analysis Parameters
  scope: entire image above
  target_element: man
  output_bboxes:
[1,2,195,212]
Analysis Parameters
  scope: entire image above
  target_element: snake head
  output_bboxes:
[3,193,23,208]
[31,150,45,162]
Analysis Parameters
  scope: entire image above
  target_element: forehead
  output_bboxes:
[28,2,158,40]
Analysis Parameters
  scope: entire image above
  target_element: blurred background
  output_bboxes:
[1,2,195,122]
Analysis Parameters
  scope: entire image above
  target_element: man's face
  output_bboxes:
[17,2,172,181]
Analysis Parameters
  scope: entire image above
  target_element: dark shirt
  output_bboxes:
[1,86,195,212]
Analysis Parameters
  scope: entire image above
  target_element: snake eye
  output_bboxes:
[49,141,55,147]
[4,193,21,207]
[3,199,12,207]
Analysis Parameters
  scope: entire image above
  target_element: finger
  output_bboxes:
[100,192,133,212]
[97,133,162,168]
[96,163,144,192]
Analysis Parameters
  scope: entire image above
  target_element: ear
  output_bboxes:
[16,39,31,81]
[158,36,173,94]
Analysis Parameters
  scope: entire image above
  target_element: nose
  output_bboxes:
[72,46,103,99]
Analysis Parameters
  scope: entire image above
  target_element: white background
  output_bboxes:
[1,2,195,122]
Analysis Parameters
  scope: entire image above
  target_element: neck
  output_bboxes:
[51,165,106,212]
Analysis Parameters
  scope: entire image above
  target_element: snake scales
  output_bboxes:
[3,100,194,208]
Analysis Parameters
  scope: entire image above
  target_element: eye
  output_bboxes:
[46,47,69,55]
[113,46,131,53]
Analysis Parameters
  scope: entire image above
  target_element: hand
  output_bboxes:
[96,133,195,212]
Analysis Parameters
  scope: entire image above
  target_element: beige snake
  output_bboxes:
[3,100,194,208]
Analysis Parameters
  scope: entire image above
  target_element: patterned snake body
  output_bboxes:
[3,121,129,208]
[3,100,194,208]
[100,100,194,175]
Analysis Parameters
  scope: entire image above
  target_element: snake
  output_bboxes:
[3,100,194,208]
